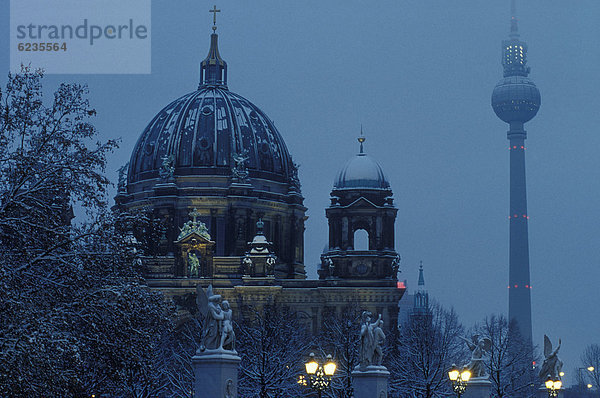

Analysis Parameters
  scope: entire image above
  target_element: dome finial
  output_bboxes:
[210,5,220,32]
[199,6,228,89]
[357,125,366,154]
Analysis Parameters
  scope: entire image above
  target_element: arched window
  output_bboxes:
[353,229,369,251]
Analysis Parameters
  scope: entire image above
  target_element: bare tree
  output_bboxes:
[389,302,466,398]
[580,344,600,394]
[316,303,362,398]
[237,302,313,398]
[476,314,537,398]
[0,68,175,397]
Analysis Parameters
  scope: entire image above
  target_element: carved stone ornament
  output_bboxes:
[177,208,211,241]
[117,162,129,192]
[232,150,250,184]
[159,154,175,181]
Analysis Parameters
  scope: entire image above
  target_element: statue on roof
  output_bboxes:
[177,208,211,241]
[232,150,250,184]
[159,154,175,181]
[117,162,129,192]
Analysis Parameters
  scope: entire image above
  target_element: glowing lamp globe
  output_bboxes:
[448,365,460,381]
[460,370,471,382]
[305,353,318,375]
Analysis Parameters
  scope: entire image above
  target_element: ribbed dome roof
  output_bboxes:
[128,32,294,185]
[334,137,389,190]
[128,88,293,184]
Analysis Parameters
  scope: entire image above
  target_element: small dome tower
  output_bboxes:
[320,132,400,282]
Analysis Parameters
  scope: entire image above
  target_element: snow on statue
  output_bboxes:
[196,284,236,352]
[460,334,492,378]
[539,335,562,381]
[358,311,385,369]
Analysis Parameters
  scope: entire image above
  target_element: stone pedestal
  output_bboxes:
[463,377,492,398]
[192,349,241,398]
[352,365,390,398]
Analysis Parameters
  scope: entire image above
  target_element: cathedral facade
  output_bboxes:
[114,25,404,330]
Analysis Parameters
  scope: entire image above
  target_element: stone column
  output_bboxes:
[352,365,390,398]
[192,349,241,398]
[463,377,492,398]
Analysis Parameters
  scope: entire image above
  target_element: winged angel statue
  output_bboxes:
[461,334,492,378]
[196,285,236,352]
[539,335,563,381]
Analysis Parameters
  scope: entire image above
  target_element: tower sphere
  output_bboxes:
[491,75,541,124]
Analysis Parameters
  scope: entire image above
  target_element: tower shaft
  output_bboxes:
[508,122,532,342]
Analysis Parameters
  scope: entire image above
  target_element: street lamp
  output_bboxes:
[578,366,595,391]
[448,363,471,398]
[300,352,337,398]
[545,375,562,398]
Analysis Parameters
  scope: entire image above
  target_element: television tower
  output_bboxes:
[491,0,541,343]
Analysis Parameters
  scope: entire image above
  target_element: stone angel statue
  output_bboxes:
[358,311,385,369]
[539,335,563,381]
[196,285,235,352]
[461,334,492,378]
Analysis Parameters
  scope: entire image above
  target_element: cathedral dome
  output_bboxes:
[128,33,294,186]
[334,136,390,190]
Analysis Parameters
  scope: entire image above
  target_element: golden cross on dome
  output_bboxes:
[209,5,221,32]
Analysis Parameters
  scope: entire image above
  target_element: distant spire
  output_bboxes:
[510,0,520,39]
[412,261,429,316]
[418,261,425,287]
[358,126,366,154]
[199,6,228,89]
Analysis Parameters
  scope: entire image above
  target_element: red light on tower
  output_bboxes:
[397,281,406,289]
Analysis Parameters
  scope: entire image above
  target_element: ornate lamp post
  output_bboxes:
[299,352,336,398]
[545,375,562,398]
[577,367,595,390]
[448,363,471,398]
